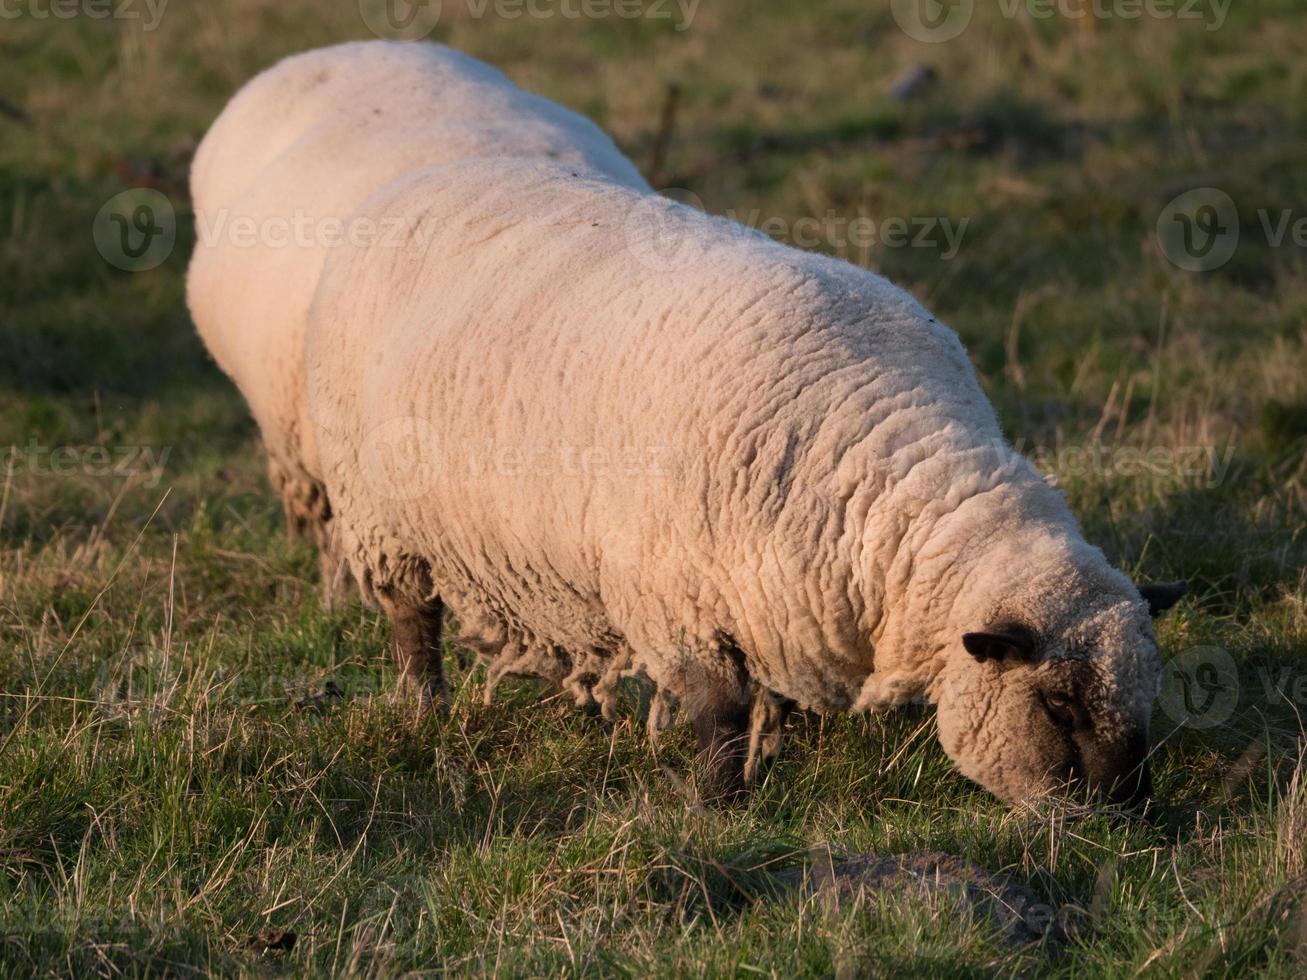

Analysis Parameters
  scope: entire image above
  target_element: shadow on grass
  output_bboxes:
[0,925,238,978]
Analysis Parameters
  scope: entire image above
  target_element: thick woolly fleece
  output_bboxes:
[305,149,1166,801]
[186,42,646,555]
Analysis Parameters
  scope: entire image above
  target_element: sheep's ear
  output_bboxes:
[962,624,1037,663]
[1138,581,1187,618]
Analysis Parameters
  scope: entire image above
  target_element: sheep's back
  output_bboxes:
[187,41,646,476]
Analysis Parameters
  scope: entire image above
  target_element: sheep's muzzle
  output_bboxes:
[1079,728,1154,813]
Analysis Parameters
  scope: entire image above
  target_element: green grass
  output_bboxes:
[2,0,1306,975]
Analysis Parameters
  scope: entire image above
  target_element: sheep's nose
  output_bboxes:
[1104,732,1154,814]
[1109,758,1153,810]
[1080,728,1154,813]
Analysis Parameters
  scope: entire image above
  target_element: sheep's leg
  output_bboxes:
[692,682,751,800]
[318,548,353,610]
[743,688,794,786]
[269,457,312,543]
[267,457,350,607]
[379,594,448,710]
[315,521,351,610]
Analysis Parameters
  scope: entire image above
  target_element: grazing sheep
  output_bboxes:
[186,42,646,599]
[305,151,1185,806]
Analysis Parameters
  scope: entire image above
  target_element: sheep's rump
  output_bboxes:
[306,157,1035,720]
[186,41,646,508]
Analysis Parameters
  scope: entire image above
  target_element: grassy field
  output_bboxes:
[2,0,1306,974]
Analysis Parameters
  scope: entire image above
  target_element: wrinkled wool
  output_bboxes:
[187,42,645,547]
[305,157,1163,799]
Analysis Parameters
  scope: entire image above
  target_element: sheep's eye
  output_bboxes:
[1041,691,1077,729]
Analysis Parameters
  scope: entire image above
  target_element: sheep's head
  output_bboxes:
[933,580,1186,808]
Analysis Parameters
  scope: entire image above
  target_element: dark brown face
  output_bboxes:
[1030,658,1153,809]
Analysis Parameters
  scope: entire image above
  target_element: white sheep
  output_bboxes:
[187,42,646,599]
[305,147,1185,805]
